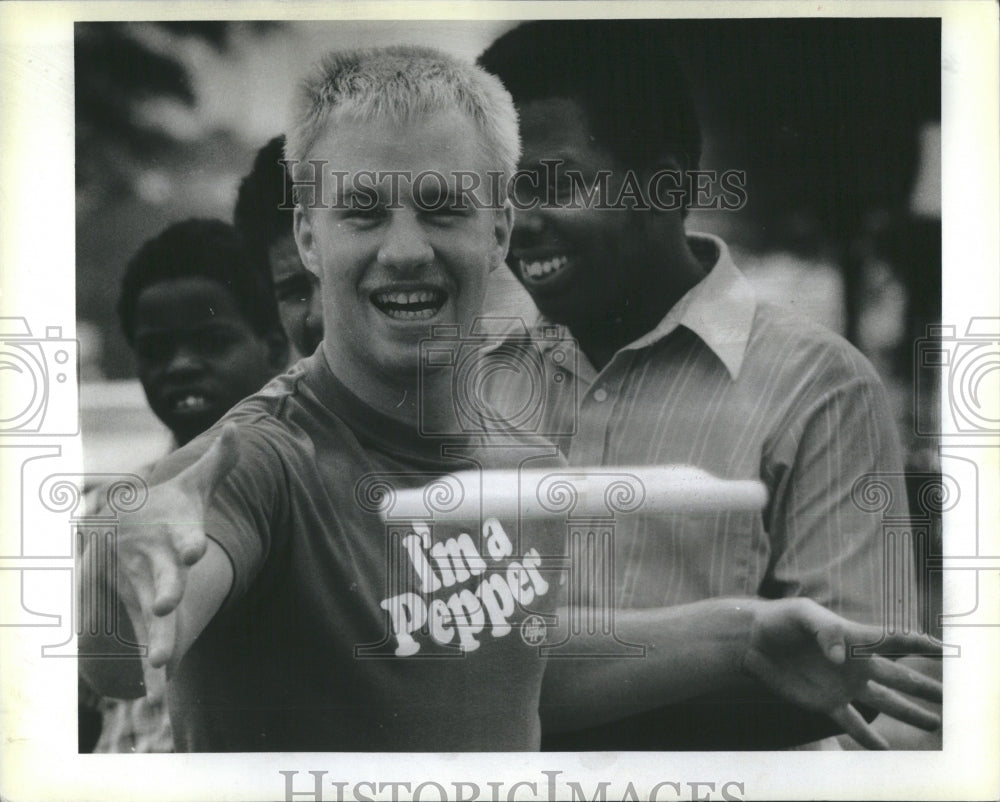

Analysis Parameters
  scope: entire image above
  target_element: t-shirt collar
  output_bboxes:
[306,348,473,466]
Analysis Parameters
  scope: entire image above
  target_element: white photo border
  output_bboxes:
[1,2,997,800]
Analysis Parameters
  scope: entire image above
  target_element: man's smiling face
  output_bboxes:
[510,97,673,329]
[295,111,512,381]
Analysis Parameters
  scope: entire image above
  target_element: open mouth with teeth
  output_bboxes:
[370,289,447,320]
[170,393,211,414]
[516,255,570,283]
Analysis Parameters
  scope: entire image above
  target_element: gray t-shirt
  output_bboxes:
[156,352,565,751]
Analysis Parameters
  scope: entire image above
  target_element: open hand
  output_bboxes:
[114,424,239,673]
[741,597,942,749]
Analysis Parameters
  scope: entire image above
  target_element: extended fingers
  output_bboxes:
[146,610,178,669]
[151,552,188,616]
[873,629,943,659]
[857,680,941,731]
[116,569,153,652]
[868,655,943,703]
[829,704,890,750]
[121,549,185,669]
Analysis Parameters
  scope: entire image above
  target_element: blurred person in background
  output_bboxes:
[234,135,324,361]
[81,218,288,752]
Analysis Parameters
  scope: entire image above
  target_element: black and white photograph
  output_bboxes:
[1,3,997,801]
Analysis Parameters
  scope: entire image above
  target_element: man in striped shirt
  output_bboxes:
[479,20,924,749]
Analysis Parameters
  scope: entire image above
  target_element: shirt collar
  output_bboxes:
[621,233,756,380]
[492,233,756,381]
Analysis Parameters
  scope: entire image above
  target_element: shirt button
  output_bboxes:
[593,387,608,402]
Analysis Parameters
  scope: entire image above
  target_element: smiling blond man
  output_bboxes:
[79,45,941,753]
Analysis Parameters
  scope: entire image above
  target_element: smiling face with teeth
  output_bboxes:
[509,98,704,361]
[294,111,513,405]
[132,277,288,445]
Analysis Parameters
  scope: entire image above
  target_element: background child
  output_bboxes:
[82,218,288,752]
[117,218,289,447]
[234,136,324,361]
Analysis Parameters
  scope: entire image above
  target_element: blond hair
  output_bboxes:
[286,45,520,194]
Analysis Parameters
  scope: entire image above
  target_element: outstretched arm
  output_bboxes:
[540,596,940,750]
[79,425,239,696]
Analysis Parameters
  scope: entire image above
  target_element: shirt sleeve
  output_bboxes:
[762,372,911,628]
[148,419,287,612]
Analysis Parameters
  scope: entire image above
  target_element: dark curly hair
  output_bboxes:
[233,135,295,265]
[117,218,284,344]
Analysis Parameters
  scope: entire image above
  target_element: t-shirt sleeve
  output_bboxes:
[207,428,288,609]
[150,420,287,611]
[763,370,910,628]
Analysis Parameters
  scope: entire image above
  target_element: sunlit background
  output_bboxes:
[75,19,941,478]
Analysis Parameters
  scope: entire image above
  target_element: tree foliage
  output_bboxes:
[75,22,280,204]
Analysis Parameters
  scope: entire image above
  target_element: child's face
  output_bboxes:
[132,277,283,445]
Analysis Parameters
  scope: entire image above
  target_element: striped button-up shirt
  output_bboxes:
[485,234,909,628]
